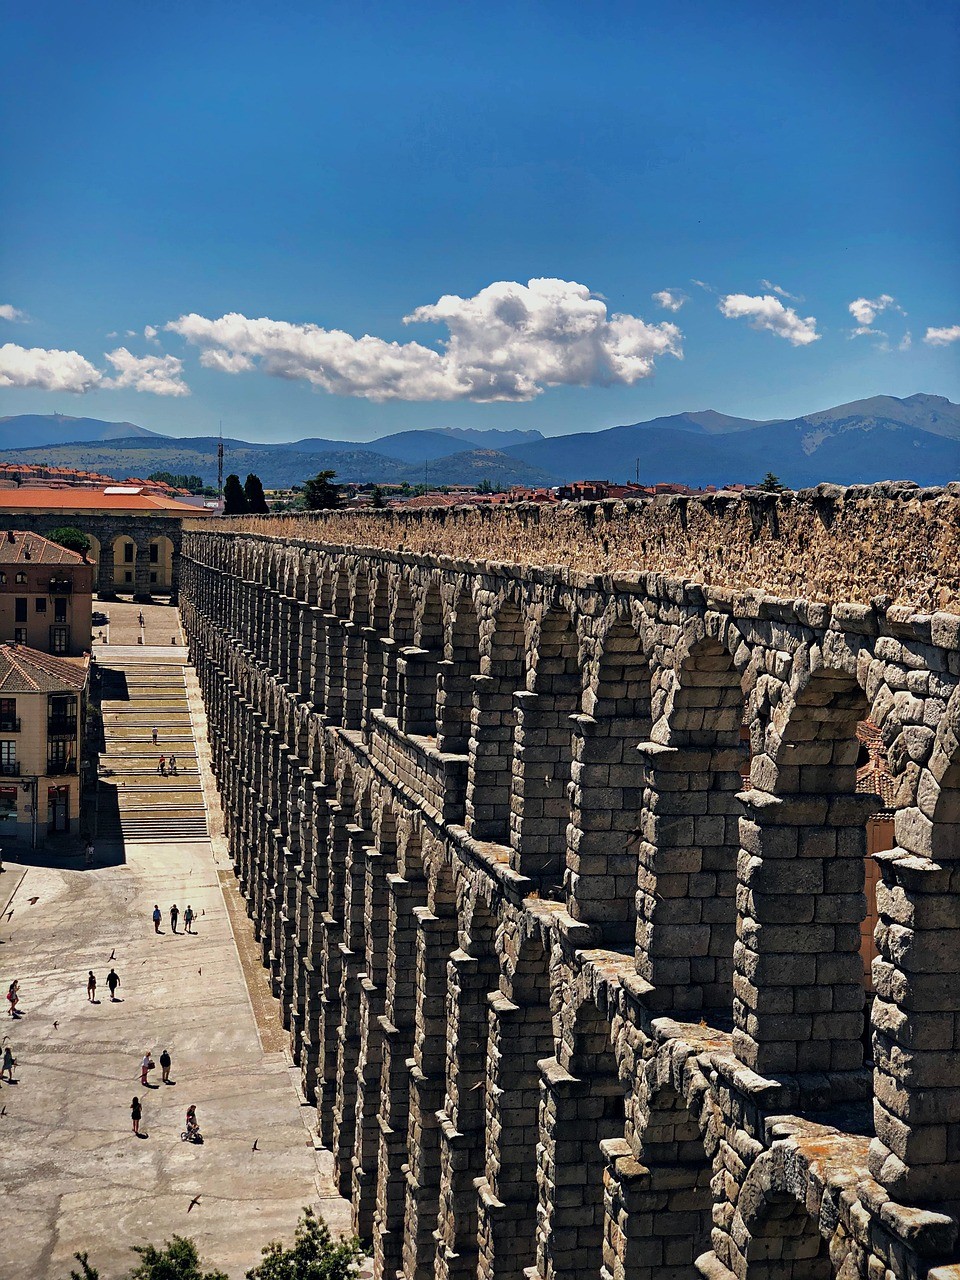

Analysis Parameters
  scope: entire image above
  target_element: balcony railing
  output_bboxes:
[46,761,77,776]
[49,580,73,594]
[47,717,78,736]
[0,719,21,733]
[0,762,20,777]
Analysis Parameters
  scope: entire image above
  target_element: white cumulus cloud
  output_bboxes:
[0,342,102,392]
[924,324,960,346]
[652,288,687,312]
[0,304,25,323]
[718,293,820,346]
[848,294,903,330]
[104,347,190,396]
[166,278,683,402]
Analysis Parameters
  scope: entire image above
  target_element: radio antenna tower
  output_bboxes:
[217,422,224,504]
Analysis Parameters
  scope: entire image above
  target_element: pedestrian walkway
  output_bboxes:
[0,604,357,1279]
[97,648,209,842]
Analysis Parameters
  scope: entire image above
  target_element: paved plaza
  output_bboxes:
[0,604,357,1279]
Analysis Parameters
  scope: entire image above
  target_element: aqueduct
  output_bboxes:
[180,485,960,1279]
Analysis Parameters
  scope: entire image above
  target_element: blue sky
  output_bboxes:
[1,0,957,442]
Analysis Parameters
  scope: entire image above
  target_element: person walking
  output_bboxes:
[138,611,145,628]
[131,1095,142,1135]
[84,837,95,867]
[106,968,121,1001]
[1,1045,15,1081]
[168,754,178,777]
[152,904,162,933]
[157,755,166,777]
[183,904,194,934]
[7,980,20,1017]
[170,903,179,934]
[151,726,158,746]
[140,1051,154,1087]
[159,1048,172,1084]
[86,971,97,1002]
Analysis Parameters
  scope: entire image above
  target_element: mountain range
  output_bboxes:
[0,393,957,489]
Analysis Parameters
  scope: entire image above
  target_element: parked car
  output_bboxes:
[92,611,109,625]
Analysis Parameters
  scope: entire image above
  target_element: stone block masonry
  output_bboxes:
[180,487,960,1279]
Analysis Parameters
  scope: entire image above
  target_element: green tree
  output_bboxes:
[69,1254,100,1280]
[759,471,785,492]
[370,486,386,509]
[244,473,270,514]
[129,1236,227,1280]
[49,526,91,556]
[301,470,341,510]
[245,1207,363,1280]
[222,473,248,515]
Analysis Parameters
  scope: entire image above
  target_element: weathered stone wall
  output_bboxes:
[179,500,960,1280]
[188,481,960,614]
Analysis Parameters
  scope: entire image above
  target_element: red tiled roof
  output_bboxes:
[0,488,190,513]
[0,644,89,693]
[0,530,85,565]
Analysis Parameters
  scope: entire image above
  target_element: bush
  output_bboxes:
[245,1207,363,1280]
[49,526,91,555]
[129,1236,227,1280]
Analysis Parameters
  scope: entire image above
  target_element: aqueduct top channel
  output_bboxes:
[180,484,960,1280]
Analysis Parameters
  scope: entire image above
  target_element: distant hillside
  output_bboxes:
[0,394,955,488]
[0,413,161,449]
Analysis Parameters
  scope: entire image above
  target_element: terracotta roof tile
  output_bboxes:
[0,644,89,693]
[0,530,85,565]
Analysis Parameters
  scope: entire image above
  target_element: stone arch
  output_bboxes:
[539,999,626,1280]
[479,927,556,1276]
[384,575,415,718]
[735,665,872,1081]
[437,586,481,756]
[111,532,137,593]
[569,615,653,938]
[730,1152,831,1279]
[638,632,746,1015]
[466,596,526,844]
[513,603,581,884]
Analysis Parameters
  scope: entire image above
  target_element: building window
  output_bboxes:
[0,742,17,776]
[0,699,17,732]
[48,694,77,733]
[0,573,6,585]
[123,543,134,563]
[124,571,132,584]
[15,572,26,584]
[54,598,67,622]
[50,626,69,654]
[14,598,27,622]
[150,571,158,584]
[35,597,47,614]
[0,785,16,825]
[13,628,26,645]
[150,543,159,563]
[47,738,75,774]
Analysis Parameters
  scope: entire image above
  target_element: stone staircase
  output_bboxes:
[97,654,209,843]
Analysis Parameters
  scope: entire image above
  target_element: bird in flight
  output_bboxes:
[109,949,116,961]
[53,1021,59,1030]
[252,1139,259,1152]
[187,1195,201,1213]
[1,1105,7,1117]
[27,896,39,905]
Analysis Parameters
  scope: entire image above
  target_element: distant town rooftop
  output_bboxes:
[0,530,86,565]
[0,644,90,693]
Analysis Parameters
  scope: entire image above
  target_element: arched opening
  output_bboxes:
[479,932,555,1277]
[436,895,500,1274]
[540,1002,626,1280]
[400,581,443,737]
[639,636,745,1015]
[466,600,525,844]
[438,589,481,756]
[148,535,175,594]
[362,573,390,733]
[111,534,137,595]
[569,619,652,939]
[513,606,580,884]
[736,668,871,1080]
[385,578,415,719]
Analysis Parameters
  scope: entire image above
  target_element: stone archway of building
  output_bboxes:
[513,606,581,886]
[569,617,652,940]
[466,599,525,845]
[148,534,176,595]
[639,634,746,1017]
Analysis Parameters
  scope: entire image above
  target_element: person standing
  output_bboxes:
[7,979,20,1017]
[138,611,145,628]
[159,1048,172,1083]
[152,904,162,933]
[151,726,158,746]
[1,1045,15,1081]
[84,837,95,868]
[168,754,178,776]
[183,904,194,934]
[86,971,97,1002]
[131,1095,142,1135]
[157,755,166,777]
[106,968,121,1001]
[170,903,179,933]
[140,1051,153,1086]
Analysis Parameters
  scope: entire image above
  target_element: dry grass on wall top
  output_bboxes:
[185,487,960,615]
